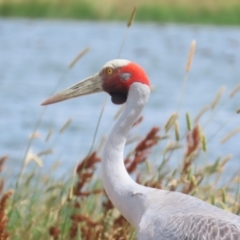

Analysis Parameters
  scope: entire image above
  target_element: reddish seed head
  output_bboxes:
[100,60,150,104]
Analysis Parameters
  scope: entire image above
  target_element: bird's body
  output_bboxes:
[138,190,240,239]
[42,59,240,239]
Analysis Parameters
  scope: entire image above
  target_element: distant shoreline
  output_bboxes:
[0,1,240,25]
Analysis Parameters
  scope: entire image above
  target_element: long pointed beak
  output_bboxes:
[41,73,103,105]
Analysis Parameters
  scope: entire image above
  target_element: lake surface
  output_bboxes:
[0,19,240,179]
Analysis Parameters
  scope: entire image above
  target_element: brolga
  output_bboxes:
[42,59,240,239]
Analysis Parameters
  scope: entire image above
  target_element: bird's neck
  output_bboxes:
[102,82,151,227]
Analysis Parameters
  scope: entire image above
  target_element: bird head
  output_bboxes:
[41,59,150,106]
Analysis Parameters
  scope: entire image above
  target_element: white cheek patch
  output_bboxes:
[103,59,131,69]
[120,72,131,81]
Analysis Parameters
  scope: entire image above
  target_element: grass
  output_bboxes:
[1,113,240,239]
[1,9,240,239]
[1,0,240,25]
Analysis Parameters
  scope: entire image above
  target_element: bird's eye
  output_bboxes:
[107,68,113,75]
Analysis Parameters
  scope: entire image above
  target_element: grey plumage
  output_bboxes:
[138,190,240,240]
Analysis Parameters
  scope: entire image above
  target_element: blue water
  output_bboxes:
[0,19,240,179]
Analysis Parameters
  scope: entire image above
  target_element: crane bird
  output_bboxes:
[42,59,240,239]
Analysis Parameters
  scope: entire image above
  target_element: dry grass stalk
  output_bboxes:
[229,83,240,98]
[59,118,72,133]
[182,174,203,195]
[24,149,43,167]
[185,40,196,72]
[45,129,54,142]
[164,113,178,132]
[174,120,180,141]
[220,154,233,167]
[213,155,233,185]
[201,133,207,151]
[144,176,163,189]
[186,112,192,131]
[127,6,137,27]
[211,86,226,109]
[222,188,227,204]
[68,47,90,69]
[158,134,169,140]
[29,132,41,139]
[118,6,137,58]
[168,179,178,191]
[194,105,210,123]
[163,141,182,154]
[37,148,54,157]
[220,127,240,144]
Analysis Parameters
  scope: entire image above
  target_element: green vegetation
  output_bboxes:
[1,110,240,239]
[0,0,240,24]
